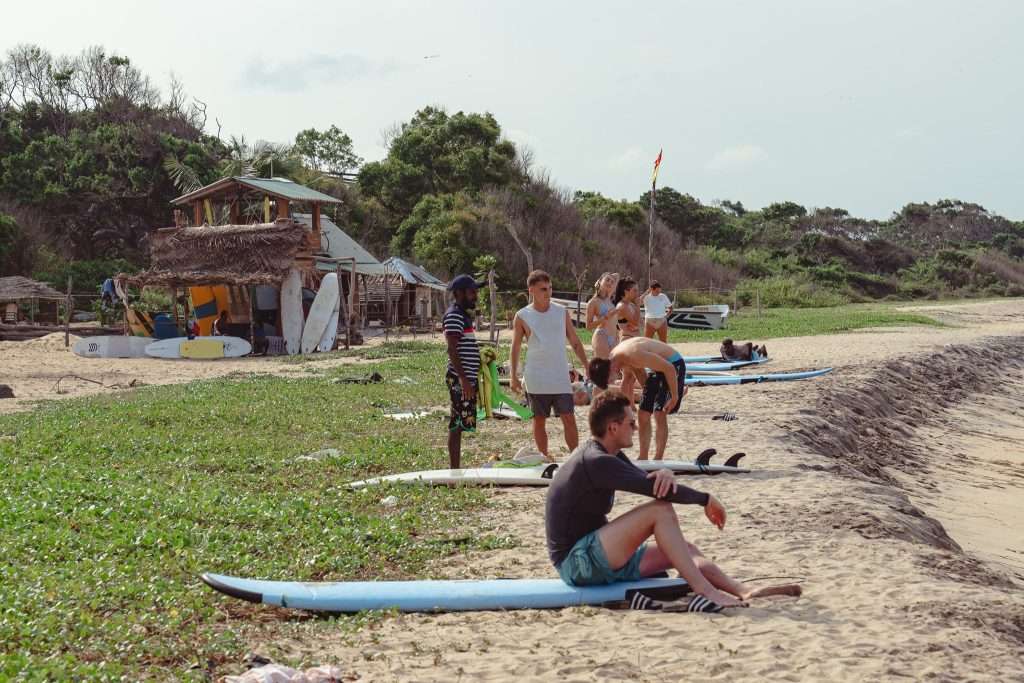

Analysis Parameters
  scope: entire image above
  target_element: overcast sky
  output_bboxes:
[5,0,1023,219]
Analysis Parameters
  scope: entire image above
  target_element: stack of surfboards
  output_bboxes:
[300,273,340,354]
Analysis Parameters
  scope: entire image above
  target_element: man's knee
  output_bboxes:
[648,499,677,520]
[638,410,653,423]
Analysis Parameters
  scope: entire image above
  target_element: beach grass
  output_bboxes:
[572,303,944,345]
[0,346,513,680]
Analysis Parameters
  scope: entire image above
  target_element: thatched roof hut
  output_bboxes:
[120,219,309,288]
[0,276,65,301]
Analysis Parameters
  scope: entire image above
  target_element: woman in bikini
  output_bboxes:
[586,273,620,359]
[614,277,641,341]
[613,277,642,402]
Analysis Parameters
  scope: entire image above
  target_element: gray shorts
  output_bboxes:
[526,393,574,417]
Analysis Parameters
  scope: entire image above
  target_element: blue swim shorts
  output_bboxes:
[557,529,647,587]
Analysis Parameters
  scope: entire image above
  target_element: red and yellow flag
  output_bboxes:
[651,149,663,186]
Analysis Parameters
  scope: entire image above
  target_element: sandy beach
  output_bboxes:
[3,301,1023,681]
[247,300,1023,682]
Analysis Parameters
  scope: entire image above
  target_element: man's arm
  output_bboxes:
[509,314,527,394]
[589,455,709,506]
[564,309,589,373]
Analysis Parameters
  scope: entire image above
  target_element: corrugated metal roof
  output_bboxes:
[382,257,447,290]
[295,213,388,276]
[172,176,343,205]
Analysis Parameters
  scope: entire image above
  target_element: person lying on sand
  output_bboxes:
[545,390,802,610]
[720,338,768,362]
[588,336,684,460]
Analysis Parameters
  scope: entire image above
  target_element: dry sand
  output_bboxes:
[242,300,1024,682]
[4,302,1024,681]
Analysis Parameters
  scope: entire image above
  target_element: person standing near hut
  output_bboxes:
[444,275,483,469]
[510,270,590,461]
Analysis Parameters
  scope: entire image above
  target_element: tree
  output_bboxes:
[391,193,482,276]
[762,201,808,222]
[572,191,643,229]
[293,125,362,177]
[358,107,520,220]
[639,187,726,246]
[0,213,23,275]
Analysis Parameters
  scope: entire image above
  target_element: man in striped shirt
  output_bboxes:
[444,274,483,468]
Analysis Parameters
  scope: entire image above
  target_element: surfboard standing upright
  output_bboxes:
[301,273,339,354]
[280,268,304,356]
[317,274,342,352]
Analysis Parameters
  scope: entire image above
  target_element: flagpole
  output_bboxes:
[648,149,661,285]
[648,178,655,284]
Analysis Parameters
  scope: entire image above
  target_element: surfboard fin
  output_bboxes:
[694,448,716,466]
[724,452,746,468]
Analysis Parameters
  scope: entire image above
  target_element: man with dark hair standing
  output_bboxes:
[545,389,801,610]
[510,270,590,460]
[444,274,482,468]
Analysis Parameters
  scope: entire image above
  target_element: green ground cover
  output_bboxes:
[573,304,943,346]
[0,302,944,678]
[0,346,513,680]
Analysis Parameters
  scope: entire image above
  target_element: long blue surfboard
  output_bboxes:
[685,368,832,386]
[201,573,690,612]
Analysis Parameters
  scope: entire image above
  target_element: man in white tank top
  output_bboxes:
[510,270,591,460]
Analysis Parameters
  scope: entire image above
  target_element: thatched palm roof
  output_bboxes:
[0,276,65,301]
[121,219,309,287]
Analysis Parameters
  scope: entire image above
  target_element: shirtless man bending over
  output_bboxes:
[545,390,801,610]
[589,336,684,460]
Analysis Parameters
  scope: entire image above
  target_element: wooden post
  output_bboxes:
[64,276,72,347]
[249,286,256,353]
[193,201,202,226]
[488,269,497,344]
[347,258,356,348]
[335,261,345,351]
[311,203,322,251]
[756,289,762,319]
[383,271,392,342]
[171,288,180,333]
[277,198,290,220]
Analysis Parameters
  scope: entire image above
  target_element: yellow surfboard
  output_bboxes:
[180,339,225,359]
[125,308,155,337]
[189,286,230,336]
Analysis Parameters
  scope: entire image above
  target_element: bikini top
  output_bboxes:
[597,298,614,316]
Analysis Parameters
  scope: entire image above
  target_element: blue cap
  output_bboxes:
[448,274,485,291]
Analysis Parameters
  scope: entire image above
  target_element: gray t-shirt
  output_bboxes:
[544,439,710,567]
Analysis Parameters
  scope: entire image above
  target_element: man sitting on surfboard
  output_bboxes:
[510,270,590,461]
[546,390,801,610]
[588,337,684,461]
[444,274,483,469]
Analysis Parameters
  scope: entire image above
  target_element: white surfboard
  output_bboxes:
[348,464,559,489]
[73,335,152,359]
[632,460,750,475]
[317,276,342,352]
[301,273,339,354]
[144,336,252,359]
[280,268,304,356]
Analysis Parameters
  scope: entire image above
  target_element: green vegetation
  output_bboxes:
[2,44,1022,306]
[0,346,515,680]
[575,303,943,346]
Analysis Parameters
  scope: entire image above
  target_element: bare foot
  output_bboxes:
[705,589,747,608]
[741,583,802,600]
